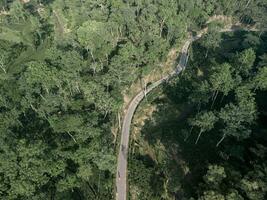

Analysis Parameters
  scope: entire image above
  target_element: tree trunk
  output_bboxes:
[118,112,121,130]
[159,18,165,37]
[67,131,77,143]
[216,133,226,147]
[90,50,95,62]
[184,126,194,141]
[197,102,201,113]
[211,90,219,109]
[144,79,147,99]
[211,90,216,101]
[205,49,209,58]
[76,82,81,93]
[245,0,252,9]
[195,130,203,144]
[40,94,46,101]
[44,86,49,94]
[0,64,6,73]
[104,110,108,119]
[253,82,259,92]
[30,103,38,112]
[98,172,101,193]
[86,182,97,197]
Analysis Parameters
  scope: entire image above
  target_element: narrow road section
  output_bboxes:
[115,34,201,200]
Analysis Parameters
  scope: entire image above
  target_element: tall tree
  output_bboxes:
[209,63,235,107]
[252,66,267,91]
[234,48,256,77]
[189,111,217,144]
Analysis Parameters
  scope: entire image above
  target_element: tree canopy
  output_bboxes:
[0,0,267,199]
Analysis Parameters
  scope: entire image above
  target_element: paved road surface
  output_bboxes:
[115,34,200,200]
[115,27,258,200]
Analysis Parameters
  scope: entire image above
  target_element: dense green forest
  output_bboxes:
[129,30,267,199]
[0,0,267,199]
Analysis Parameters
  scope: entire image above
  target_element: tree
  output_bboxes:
[216,92,256,147]
[225,190,244,200]
[76,20,118,70]
[0,52,7,74]
[242,33,260,50]
[253,66,267,90]
[258,54,267,67]
[0,139,66,199]
[203,165,226,189]
[199,190,225,200]
[239,164,267,200]
[189,80,212,109]
[8,0,27,22]
[201,30,222,57]
[234,48,256,77]
[209,63,235,107]
[189,111,217,144]
[1,0,267,199]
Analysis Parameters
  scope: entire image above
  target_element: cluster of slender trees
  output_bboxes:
[188,31,267,200]
[129,29,267,199]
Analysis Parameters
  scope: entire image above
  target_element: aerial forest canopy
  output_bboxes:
[0,0,266,200]
[129,29,267,200]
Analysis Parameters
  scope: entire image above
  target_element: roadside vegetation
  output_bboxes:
[0,0,266,199]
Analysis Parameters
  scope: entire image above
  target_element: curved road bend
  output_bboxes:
[115,35,199,200]
[115,27,251,200]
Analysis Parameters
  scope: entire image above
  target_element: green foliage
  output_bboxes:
[203,165,226,188]
[253,66,267,90]
[129,31,267,199]
[77,20,117,60]
[242,33,261,49]
[209,63,235,97]
[129,158,163,200]
[1,0,267,199]
[199,190,225,200]
[189,111,217,144]
[234,48,256,77]
[202,31,222,51]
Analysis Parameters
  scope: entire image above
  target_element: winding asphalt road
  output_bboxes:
[115,26,259,200]
[115,33,202,200]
